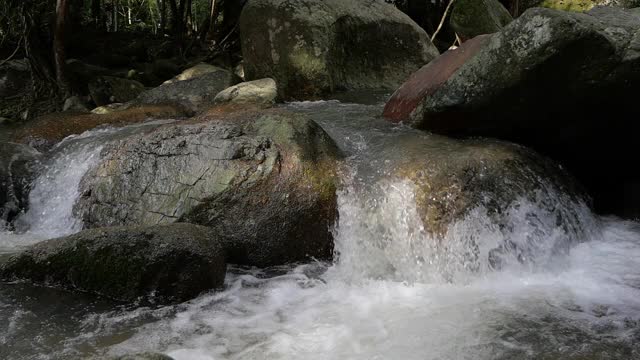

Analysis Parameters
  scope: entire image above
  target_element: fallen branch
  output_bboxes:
[0,37,22,67]
[431,0,455,43]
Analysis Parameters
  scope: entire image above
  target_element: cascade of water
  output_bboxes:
[15,143,104,237]
[330,175,599,284]
[0,120,173,253]
[1,101,639,360]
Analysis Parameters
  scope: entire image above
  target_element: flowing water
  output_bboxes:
[1,98,640,360]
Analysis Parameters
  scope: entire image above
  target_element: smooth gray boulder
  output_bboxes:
[214,78,278,106]
[240,0,439,99]
[74,109,341,266]
[0,224,226,304]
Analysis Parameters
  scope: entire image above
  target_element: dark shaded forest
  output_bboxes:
[0,0,528,120]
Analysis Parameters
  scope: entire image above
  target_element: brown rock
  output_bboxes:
[12,104,191,151]
[383,35,491,123]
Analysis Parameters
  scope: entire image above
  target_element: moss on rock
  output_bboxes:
[0,224,227,304]
[74,108,342,266]
[451,0,513,41]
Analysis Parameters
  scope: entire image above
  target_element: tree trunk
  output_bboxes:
[113,0,119,32]
[54,0,70,96]
[91,0,102,28]
[127,0,132,25]
[168,0,179,34]
[199,0,217,42]
[160,0,167,33]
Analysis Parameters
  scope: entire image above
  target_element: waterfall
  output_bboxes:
[2,101,640,360]
[15,143,104,237]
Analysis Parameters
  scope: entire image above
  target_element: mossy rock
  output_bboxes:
[396,6,640,216]
[240,0,439,100]
[74,108,342,266]
[0,224,226,304]
[451,0,513,41]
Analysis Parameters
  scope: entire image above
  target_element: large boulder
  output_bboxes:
[12,104,191,151]
[74,109,341,266]
[213,78,278,106]
[339,131,591,280]
[389,134,589,236]
[451,0,513,42]
[135,63,240,112]
[239,0,439,99]
[384,7,640,216]
[88,76,145,106]
[0,143,41,228]
[0,224,226,304]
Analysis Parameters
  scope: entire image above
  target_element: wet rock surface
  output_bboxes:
[385,6,640,216]
[0,224,226,304]
[75,108,342,266]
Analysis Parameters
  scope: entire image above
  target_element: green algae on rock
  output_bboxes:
[240,0,439,99]
[0,224,226,304]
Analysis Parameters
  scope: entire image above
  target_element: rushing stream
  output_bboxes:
[2,98,640,359]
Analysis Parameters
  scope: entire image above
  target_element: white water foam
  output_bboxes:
[0,131,110,253]
[2,102,639,360]
[95,178,640,360]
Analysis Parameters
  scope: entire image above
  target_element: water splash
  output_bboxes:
[15,143,104,237]
[331,174,598,285]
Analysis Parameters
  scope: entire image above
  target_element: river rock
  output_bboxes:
[362,132,592,277]
[387,134,589,235]
[63,96,91,112]
[213,78,278,106]
[384,6,640,215]
[74,109,341,266]
[451,0,513,42]
[240,0,439,99]
[89,76,146,106]
[0,143,41,228]
[0,224,226,304]
[135,63,240,112]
